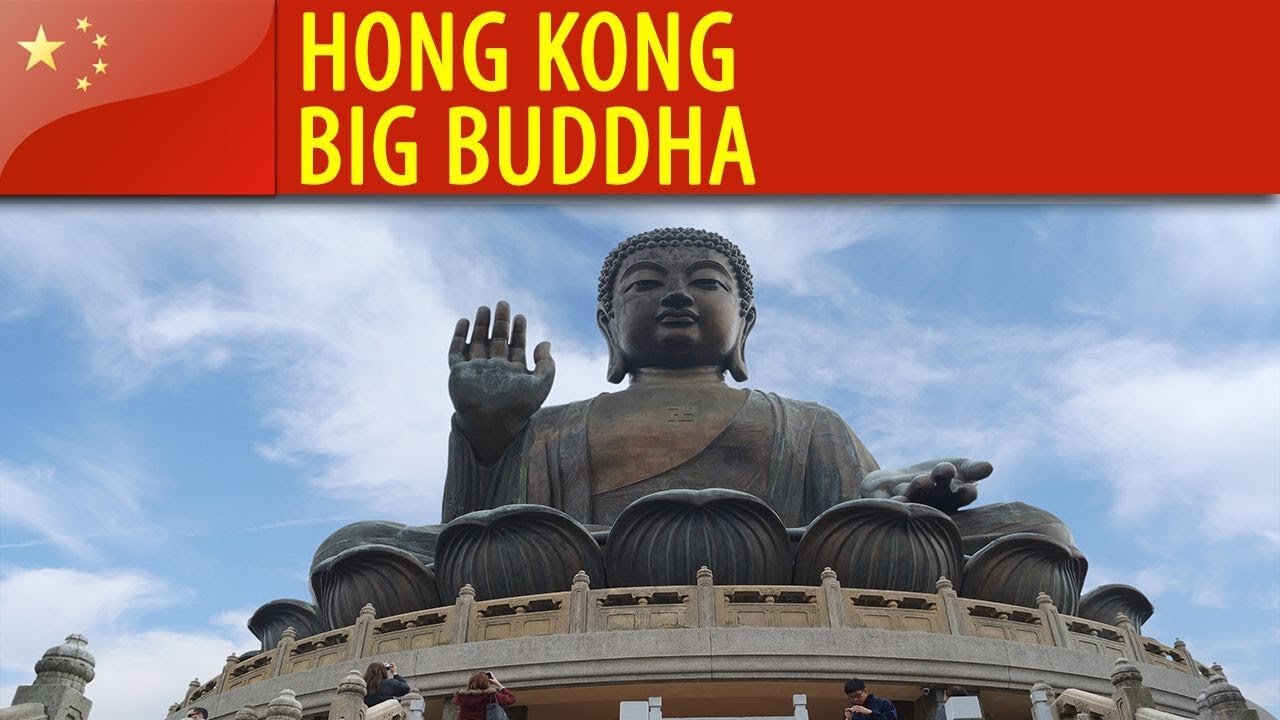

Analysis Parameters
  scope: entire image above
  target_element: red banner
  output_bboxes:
[3,1,1278,194]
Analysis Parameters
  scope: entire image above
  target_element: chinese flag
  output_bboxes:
[0,0,274,195]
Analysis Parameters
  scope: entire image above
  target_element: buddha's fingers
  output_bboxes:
[469,305,492,358]
[491,301,511,359]
[448,318,470,366]
[509,314,528,368]
[532,341,555,380]
[958,459,993,482]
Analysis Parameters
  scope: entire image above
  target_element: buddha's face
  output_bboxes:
[609,245,747,372]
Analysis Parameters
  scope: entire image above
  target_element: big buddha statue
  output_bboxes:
[250,228,1103,649]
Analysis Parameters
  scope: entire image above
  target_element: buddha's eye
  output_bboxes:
[623,279,663,293]
[691,278,728,291]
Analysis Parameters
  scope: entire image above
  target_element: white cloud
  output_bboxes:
[0,567,248,720]
[1052,341,1280,546]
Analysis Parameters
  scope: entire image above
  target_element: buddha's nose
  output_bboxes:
[660,288,693,308]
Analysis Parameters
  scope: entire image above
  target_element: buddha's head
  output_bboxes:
[597,228,756,383]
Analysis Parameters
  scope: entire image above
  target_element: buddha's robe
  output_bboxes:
[442,390,880,528]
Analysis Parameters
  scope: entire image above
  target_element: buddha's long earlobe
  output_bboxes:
[727,305,756,382]
[597,307,628,384]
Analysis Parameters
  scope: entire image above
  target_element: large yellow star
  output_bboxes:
[76,17,92,32]
[76,76,91,92]
[17,25,65,71]
[92,33,108,50]
[93,58,108,74]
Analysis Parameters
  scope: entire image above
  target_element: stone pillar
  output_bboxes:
[1036,592,1070,648]
[269,628,297,678]
[936,577,965,636]
[349,603,378,659]
[569,571,591,633]
[329,669,368,720]
[696,567,716,628]
[10,634,96,720]
[1110,658,1155,720]
[1029,681,1058,720]
[1173,639,1200,677]
[183,679,202,706]
[1113,614,1146,662]
[792,693,810,720]
[1202,674,1259,720]
[403,691,425,720]
[235,707,259,720]
[821,568,845,628]
[218,652,242,692]
[619,701,649,720]
[451,585,476,645]
[263,689,304,720]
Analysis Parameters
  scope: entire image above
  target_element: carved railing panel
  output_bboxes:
[717,586,824,628]
[472,592,570,640]
[589,586,695,631]
[223,651,275,691]
[369,609,451,654]
[283,629,351,673]
[844,590,945,633]
[1064,617,1128,658]
[961,598,1053,645]
[1140,638,1191,672]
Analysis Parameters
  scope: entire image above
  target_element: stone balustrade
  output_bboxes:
[185,568,1209,706]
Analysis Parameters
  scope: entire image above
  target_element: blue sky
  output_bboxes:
[1,201,1277,720]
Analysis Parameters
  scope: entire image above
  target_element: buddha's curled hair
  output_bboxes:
[597,227,754,318]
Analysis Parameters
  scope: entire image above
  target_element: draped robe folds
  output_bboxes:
[442,390,881,528]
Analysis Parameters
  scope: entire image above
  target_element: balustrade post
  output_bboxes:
[269,627,297,678]
[936,577,964,636]
[1029,681,1058,720]
[349,603,377,659]
[820,568,845,628]
[696,567,716,628]
[183,678,201,705]
[403,691,426,720]
[263,688,303,720]
[329,670,367,720]
[235,707,259,720]
[569,570,591,633]
[1110,658,1155,720]
[1202,673,1259,720]
[1036,592,1070,648]
[451,584,476,644]
[1173,639,1200,677]
[217,652,241,693]
[1113,614,1145,662]
[792,693,810,720]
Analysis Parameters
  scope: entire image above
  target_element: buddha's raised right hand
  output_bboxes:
[448,301,555,464]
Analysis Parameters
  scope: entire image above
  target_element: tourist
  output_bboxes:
[186,709,208,720]
[452,671,516,720]
[363,661,410,708]
[844,679,896,720]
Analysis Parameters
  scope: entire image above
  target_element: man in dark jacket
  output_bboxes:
[844,679,897,720]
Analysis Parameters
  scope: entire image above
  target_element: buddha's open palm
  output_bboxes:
[448,302,555,430]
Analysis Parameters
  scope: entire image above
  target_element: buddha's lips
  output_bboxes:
[656,309,700,323]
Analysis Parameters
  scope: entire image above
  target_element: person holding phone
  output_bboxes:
[452,670,517,720]
[843,679,897,720]
[363,661,411,708]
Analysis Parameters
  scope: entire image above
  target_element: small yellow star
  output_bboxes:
[92,33,108,50]
[76,76,91,92]
[93,58,108,74]
[17,25,65,71]
[76,17,92,32]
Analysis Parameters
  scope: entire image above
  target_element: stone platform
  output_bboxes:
[169,569,1214,720]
